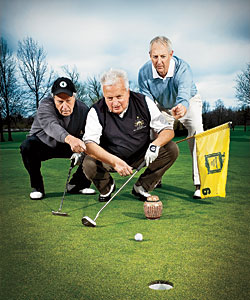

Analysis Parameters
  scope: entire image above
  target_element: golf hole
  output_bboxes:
[148,280,173,290]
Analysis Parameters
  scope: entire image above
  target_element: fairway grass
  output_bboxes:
[1,128,250,300]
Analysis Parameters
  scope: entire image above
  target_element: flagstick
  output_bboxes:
[175,122,232,144]
[176,136,194,144]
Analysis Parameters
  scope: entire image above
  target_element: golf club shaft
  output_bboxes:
[93,161,146,221]
[58,160,74,211]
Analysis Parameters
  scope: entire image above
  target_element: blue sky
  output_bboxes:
[1,0,250,108]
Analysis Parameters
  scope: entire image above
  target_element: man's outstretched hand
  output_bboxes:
[65,135,86,153]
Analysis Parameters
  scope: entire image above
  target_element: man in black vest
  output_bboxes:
[20,77,95,200]
[83,69,179,202]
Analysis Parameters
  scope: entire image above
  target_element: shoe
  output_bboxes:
[99,180,116,202]
[67,184,95,195]
[193,189,201,199]
[79,188,96,195]
[30,189,44,200]
[132,184,151,201]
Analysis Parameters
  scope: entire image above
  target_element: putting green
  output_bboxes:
[1,128,250,300]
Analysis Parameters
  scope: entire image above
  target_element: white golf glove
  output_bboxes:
[70,153,84,166]
[144,143,160,166]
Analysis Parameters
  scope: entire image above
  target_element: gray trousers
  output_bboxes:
[82,141,179,195]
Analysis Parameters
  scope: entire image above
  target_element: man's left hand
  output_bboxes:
[144,143,160,166]
[171,104,187,119]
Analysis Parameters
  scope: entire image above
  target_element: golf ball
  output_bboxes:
[134,233,143,241]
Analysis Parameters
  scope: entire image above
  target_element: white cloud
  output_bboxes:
[1,0,250,109]
[197,73,238,108]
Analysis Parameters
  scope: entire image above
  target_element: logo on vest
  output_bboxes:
[133,116,146,131]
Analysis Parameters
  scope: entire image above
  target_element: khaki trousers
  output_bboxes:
[160,94,204,185]
[83,141,179,195]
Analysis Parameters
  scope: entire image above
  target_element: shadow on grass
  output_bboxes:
[158,184,213,205]
[72,219,138,228]
[230,137,250,142]
[68,202,100,213]
[123,211,189,220]
[123,212,145,220]
[120,184,212,205]
[39,196,100,214]
[44,192,63,198]
[97,220,137,228]
[45,192,97,200]
[128,238,151,242]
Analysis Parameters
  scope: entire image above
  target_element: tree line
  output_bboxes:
[1,36,250,142]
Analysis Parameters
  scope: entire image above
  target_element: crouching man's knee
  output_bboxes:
[167,141,179,162]
[20,136,37,156]
[155,141,179,170]
[82,156,98,180]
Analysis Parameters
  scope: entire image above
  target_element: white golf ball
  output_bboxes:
[134,233,143,241]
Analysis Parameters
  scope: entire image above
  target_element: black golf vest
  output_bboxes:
[93,92,151,164]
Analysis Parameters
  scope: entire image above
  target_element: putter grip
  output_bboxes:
[70,159,75,168]
[137,161,146,171]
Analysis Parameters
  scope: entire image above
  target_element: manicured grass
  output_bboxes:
[0,128,250,300]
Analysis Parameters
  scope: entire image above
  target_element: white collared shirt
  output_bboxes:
[83,96,173,145]
[152,58,175,81]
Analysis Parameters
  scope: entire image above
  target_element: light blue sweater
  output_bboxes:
[138,56,197,109]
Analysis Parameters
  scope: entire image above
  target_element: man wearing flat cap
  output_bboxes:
[20,77,95,200]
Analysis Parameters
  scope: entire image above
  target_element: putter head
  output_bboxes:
[52,210,68,217]
[82,216,96,227]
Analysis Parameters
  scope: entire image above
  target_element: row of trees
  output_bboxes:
[1,36,250,142]
[0,37,105,141]
[202,100,249,131]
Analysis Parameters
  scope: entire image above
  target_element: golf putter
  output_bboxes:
[82,160,146,227]
[52,159,75,217]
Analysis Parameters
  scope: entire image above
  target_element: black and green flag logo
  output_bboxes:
[205,152,225,174]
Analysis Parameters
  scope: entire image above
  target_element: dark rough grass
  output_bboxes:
[0,128,250,300]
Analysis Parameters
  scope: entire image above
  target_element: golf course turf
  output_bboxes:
[1,127,249,300]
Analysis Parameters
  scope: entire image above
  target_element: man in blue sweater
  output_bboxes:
[138,36,203,199]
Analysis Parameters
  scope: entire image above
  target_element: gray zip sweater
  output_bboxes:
[29,96,89,148]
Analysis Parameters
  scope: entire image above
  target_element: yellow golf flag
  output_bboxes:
[195,122,231,198]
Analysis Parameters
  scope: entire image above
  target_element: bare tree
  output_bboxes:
[61,65,79,83]
[214,99,226,125]
[235,63,250,107]
[201,100,211,130]
[0,38,22,141]
[17,37,53,111]
[85,76,102,104]
[202,100,210,114]
[0,101,4,142]
[61,65,89,105]
[235,63,250,131]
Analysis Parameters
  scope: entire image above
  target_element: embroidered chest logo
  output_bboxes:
[133,116,146,131]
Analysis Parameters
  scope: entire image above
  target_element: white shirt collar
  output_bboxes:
[152,58,175,80]
[108,105,128,118]
[118,106,128,118]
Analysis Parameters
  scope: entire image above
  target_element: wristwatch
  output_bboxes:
[150,144,157,152]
